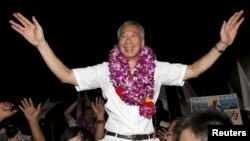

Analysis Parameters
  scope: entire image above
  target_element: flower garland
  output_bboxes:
[109,45,156,118]
[76,113,96,134]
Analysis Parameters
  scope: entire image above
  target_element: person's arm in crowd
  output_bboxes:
[64,101,77,123]
[91,97,105,141]
[9,13,77,85]
[0,101,18,122]
[157,128,168,141]
[19,98,46,141]
[184,10,244,80]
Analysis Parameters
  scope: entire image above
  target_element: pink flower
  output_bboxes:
[139,101,156,119]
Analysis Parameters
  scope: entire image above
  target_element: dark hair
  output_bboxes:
[61,126,85,141]
[174,110,233,141]
[5,124,20,138]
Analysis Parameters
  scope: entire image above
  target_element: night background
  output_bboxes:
[0,0,249,140]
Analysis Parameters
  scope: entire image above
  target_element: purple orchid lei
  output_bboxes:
[109,45,156,118]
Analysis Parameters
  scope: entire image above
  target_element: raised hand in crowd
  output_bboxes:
[19,98,40,121]
[157,128,168,141]
[0,101,18,122]
[19,98,46,141]
[91,97,105,141]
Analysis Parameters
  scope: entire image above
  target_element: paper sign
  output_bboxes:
[190,94,243,125]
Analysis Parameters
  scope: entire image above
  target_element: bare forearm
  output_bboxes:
[37,41,77,85]
[64,101,77,119]
[28,120,46,141]
[95,115,105,141]
[95,112,105,141]
[184,41,228,80]
[95,123,105,141]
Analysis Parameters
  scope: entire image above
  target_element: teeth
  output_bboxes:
[126,48,133,52]
[125,47,133,49]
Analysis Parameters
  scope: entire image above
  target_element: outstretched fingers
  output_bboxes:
[9,13,35,35]
[97,97,104,104]
[32,16,42,30]
[28,98,34,108]
[20,98,30,110]
[36,103,42,111]
[14,13,33,27]
[231,10,244,24]
[220,10,245,45]
[227,10,244,29]
[9,19,25,34]
[236,16,244,29]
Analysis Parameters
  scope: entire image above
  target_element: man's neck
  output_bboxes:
[129,59,137,72]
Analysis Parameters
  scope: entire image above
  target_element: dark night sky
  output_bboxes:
[0,0,250,103]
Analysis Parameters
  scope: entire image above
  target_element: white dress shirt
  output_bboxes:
[73,61,187,135]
